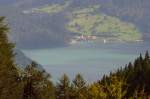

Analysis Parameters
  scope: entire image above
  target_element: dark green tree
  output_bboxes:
[145,51,149,60]
[56,74,71,99]
[0,16,24,99]
[98,52,150,98]
[72,74,88,99]
[23,62,55,99]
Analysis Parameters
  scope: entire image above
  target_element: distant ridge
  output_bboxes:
[14,49,44,70]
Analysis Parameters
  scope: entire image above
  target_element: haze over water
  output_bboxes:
[22,41,150,83]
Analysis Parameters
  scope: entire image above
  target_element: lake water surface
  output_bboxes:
[22,41,150,83]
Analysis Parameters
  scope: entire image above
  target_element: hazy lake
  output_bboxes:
[22,41,150,83]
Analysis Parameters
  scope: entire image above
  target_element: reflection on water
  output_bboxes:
[22,41,150,83]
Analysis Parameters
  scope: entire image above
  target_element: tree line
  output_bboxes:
[0,16,150,99]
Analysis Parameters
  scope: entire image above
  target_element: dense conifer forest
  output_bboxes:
[0,16,150,99]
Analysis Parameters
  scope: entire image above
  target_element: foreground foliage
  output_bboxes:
[55,52,150,98]
[0,17,55,99]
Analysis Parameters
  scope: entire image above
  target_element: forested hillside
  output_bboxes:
[0,0,150,49]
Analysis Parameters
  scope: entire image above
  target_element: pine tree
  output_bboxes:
[0,16,24,99]
[23,62,55,99]
[72,74,88,99]
[56,74,71,99]
[88,83,107,99]
[105,76,127,99]
[145,51,149,60]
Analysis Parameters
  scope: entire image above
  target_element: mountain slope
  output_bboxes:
[0,0,149,49]
[14,49,43,70]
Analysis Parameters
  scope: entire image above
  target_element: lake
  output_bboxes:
[22,41,150,83]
